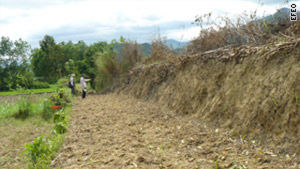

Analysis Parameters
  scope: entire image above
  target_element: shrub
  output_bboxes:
[14,97,32,119]
[22,135,51,167]
[41,99,54,121]
[118,41,143,73]
[95,48,119,91]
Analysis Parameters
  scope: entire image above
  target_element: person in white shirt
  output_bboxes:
[80,74,90,99]
[70,74,76,95]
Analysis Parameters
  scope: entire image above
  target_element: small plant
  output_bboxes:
[53,122,67,134]
[14,97,32,119]
[53,109,66,123]
[22,135,51,167]
[215,158,219,169]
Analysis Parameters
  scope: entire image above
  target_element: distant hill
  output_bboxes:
[263,7,290,23]
[165,39,188,49]
[114,39,187,58]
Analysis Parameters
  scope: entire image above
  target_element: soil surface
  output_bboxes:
[0,118,53,169]
[52,93,299,169]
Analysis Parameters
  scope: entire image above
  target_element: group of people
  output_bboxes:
[69,74,90,99]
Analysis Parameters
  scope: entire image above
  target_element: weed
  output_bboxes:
[14,97,32,119]
[215,158,219,169]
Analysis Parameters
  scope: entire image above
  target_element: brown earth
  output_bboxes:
[51,94,299,168]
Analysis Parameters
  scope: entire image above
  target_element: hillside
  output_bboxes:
[115,36,300,156]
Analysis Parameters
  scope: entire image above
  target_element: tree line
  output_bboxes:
[0,35,145,91]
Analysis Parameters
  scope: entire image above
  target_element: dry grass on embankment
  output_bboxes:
[115,38,300,154]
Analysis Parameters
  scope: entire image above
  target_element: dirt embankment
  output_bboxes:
[116,38,300,154]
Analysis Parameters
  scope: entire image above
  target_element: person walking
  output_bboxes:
[70,73,76,95]
[80,74,90,99]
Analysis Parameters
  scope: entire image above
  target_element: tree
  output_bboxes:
[31,35,65,83]
[0,36,32,91]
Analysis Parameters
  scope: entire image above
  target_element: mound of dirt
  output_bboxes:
[116,38,300,154]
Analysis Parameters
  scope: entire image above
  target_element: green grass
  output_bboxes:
[0,88,57,96]
[0,89,73,168]
[0,97,45,119]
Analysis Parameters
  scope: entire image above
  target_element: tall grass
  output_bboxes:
[0,103,19,118]
[14,97,32,119]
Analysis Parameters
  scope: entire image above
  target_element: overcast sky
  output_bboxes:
[0,0,297,47]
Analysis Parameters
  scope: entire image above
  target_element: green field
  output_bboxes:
[0,88,58,96]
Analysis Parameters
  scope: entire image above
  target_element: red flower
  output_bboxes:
[51,105,62,110]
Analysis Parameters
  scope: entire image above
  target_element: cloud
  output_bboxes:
[0,0,288,47]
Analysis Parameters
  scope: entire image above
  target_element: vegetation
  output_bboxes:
[22,107,70,169]
[190,9,298,53]
[0,89,73,168]
[0,88,56,96]
[0,37,49,91]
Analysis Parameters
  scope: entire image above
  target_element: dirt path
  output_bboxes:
[51,93,299,169]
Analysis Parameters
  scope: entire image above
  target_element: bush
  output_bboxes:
[22,135,51,167]
[41,99,54,121]
[95,48,119,91]
[14,97,32,119]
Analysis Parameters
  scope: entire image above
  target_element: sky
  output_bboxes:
[0,0,298,48]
